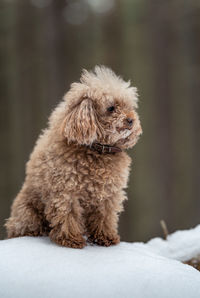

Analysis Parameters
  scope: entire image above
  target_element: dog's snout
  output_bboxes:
[126,118,133,126]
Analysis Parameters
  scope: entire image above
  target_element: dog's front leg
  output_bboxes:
[45,194,86,248]
[86,198,122,246]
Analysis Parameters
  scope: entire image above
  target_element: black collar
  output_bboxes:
[89,143,122,154]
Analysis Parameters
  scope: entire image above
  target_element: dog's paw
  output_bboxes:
[50,229,86,249]
[55,237,86,249]
[88,232,120,247]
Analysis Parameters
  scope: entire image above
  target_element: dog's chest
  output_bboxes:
[76,152,131,195]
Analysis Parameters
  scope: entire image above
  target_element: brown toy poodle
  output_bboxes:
[5,66,142,248]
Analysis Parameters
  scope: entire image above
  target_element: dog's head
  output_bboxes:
[61,66,142,150]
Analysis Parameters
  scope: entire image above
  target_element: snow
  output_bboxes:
[146,224,200,261]
[0,226,200,298]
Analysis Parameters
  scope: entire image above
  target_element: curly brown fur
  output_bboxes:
[5,66,142,248]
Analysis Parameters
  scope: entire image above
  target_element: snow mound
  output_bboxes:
[147,224,200,261]
[0,226,200,298]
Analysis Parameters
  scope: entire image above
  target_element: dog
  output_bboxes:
[5,66,142,248]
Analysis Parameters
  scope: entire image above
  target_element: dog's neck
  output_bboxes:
[89,143,122,154]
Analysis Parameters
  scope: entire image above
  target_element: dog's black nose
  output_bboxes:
[126,118,133,126]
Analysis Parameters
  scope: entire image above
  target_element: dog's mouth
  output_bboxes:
[116,126,142,147]
[117,128,133,141]
[117,131,134,145]
[116,127,133,138]
[122,129,133,138]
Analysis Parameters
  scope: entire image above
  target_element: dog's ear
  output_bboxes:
[61,98,98,145]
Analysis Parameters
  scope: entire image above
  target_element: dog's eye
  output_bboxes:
[107,106,115,113]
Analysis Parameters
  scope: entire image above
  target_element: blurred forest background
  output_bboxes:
[0,0,200,241]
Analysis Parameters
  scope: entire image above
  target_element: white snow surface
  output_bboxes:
[147,224,200,261]
[0,226,200,298]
